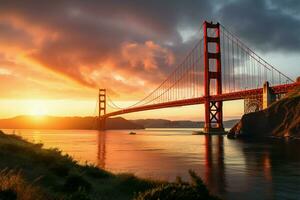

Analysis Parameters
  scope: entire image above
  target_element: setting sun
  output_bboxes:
[29,101,48,116]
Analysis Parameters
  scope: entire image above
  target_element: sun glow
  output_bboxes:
[29,101,48,116]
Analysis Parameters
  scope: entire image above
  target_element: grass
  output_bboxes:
[0,131,220,200]
[0,170,45,200]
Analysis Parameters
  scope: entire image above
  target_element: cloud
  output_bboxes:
[0,0,299,101]
[217,0,300,52]
[121,41,175,71]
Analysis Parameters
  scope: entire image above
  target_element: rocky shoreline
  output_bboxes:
[228,87,300,139]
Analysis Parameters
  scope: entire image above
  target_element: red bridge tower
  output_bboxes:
[203,21,225,134]
[98,89,106,130]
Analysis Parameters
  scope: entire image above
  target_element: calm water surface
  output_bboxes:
[4,129,300,200]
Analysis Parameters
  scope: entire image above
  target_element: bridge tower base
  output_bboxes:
[263,81,276,109]
[99,89,106,130]
[203,21,225,134]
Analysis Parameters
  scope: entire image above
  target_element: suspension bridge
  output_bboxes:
[97,21,299,134]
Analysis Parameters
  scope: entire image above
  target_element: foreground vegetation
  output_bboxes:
[0,131,220,200]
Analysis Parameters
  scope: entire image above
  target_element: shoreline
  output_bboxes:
[0,130,220,200]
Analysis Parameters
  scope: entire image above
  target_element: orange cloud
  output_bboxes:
[0,1,195,104]
[121,41,175,71]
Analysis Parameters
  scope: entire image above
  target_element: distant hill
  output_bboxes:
[229,86,300,139]
[0,116,143,130]
[0,115,239,130]
[132,119,239,128]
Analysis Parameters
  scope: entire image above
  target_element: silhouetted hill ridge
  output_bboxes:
[0,116,143,130]
[0,116,239,130]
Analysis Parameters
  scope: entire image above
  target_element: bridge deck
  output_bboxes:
[103,82,299,118]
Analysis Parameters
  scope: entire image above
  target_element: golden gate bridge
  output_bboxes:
[96,21,299,134]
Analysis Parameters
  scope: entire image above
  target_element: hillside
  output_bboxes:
[228,87,300,139]
[0,116,144,130]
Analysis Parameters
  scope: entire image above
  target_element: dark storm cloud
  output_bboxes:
[0,21,33,48]
[0,0,299,97]
[0,0,213,90]
[0,0,212,45]
[217,0,300,52]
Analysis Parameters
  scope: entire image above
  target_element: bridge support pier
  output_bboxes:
[203,21,225,134]
[263,81,276,109]
[99,89,106,130]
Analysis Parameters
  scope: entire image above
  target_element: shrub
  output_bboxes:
[81,164,111,179]
[49,162,70,177]
[63,174,92,193]
[65,189,91,200]
[116,173,158,194]
[134,170,220,200]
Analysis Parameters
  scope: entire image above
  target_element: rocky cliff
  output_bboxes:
[228,87,300,139]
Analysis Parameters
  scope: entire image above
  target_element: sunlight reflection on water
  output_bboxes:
[4,129,300,200]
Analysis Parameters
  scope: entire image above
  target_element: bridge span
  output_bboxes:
[97,21,299,133]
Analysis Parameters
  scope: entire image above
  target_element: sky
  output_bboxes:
[0,0,299,120]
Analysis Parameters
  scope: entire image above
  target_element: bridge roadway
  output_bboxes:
[102,82,300,118]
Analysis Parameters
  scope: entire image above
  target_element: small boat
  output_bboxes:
[192,131,204,135]
[129,132,136,135]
